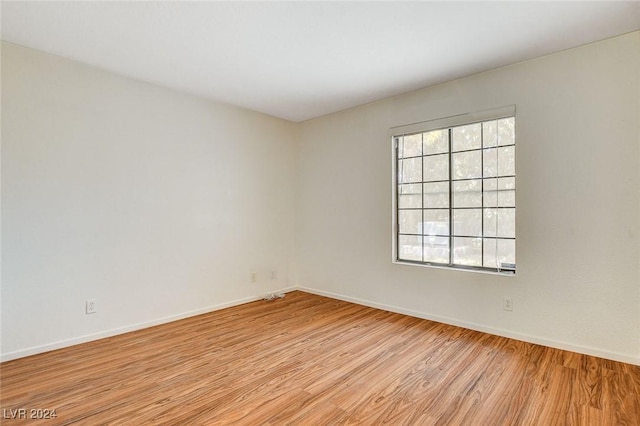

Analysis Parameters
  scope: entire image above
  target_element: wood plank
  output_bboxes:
[1,291,638,425]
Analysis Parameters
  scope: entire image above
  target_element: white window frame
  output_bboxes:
[391,105,516,275]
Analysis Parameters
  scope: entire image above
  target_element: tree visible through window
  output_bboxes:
[394,114,515,273]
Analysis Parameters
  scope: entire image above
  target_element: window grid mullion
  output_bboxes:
[481,123,485,267]
[421,133,425,263]
[448,128,453,266]
[395,137,401,262]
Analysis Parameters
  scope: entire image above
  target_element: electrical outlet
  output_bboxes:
[250,272,257,283]
[86,299,97,314]
[269,270,277,280]
[503,296,513,311]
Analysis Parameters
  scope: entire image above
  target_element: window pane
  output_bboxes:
[424,154,448,182]
[484,208,515,238]
[497,208,515,238]
[452,123,481,152]
[484,238,515,269]
[398,235,422,261]
[398,184,421,209]
[398,157,422,183]
[398,134,422,158]
[483,177,515,207]
[452,150,481,180]
[424,182,449,208]
[483,239,499,269]
[453,209,482,237]
[497,177,515,207]
[483,148,498,178]
[424,236,449,264]
[499,176,515,190]
[453,237,482,266]
[483,120,498,148]
[483,178,498,207]
[423,129,448,155]
[484,208,497,237]
[453,179,481,207]
[498,146,515,177]
[398,209,422,234]
[497,117,515,146]
[485,146,515,178]
[498,239,516,267]
[423,209,449,236]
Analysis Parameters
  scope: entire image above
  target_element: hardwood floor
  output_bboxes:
[1,291,639,425]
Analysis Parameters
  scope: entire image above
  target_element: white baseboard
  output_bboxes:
[3,285,637,366]
[1,287,297,362]
[297,286,640,366]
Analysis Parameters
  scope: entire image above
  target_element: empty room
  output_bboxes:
[1,1,639,424]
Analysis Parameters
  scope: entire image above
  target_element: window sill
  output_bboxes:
[393,259,516,277]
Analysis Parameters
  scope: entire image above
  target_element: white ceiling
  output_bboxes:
[2,2,639,122]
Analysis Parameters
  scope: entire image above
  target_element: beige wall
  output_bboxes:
[295,31,640,364]
[1,42,297,359]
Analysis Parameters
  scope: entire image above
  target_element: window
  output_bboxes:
[392,106,515,274]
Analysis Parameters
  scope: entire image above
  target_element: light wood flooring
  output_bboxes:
[1,291,639,425]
